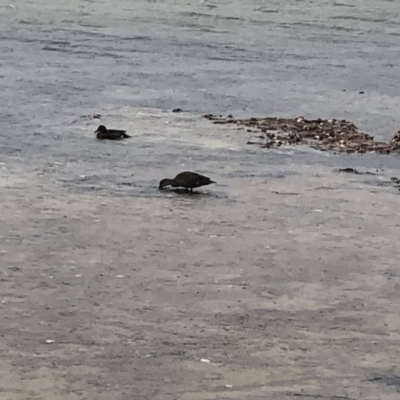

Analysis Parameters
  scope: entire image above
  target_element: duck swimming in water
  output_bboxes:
[94,125,131,140]
[159,171,215,192]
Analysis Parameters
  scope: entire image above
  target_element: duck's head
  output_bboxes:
[158,178,171,190]
[94,125,107,134]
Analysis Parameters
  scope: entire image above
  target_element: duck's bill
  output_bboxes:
[94,129,99,133]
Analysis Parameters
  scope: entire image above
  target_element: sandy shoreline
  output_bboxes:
[1,111,400,399]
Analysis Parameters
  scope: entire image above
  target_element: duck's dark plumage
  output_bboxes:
[94,125,130,140]
[159,171,215,192]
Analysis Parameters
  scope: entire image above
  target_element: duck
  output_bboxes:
[94,125,130,140]
[159,171,215,192]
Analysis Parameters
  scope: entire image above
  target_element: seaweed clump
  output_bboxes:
[204,114,400,154]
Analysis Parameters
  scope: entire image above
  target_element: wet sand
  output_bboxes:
[1,111,400,399]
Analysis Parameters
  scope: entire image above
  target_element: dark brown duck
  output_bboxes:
[159,171,215,192]
[94,125,131,140]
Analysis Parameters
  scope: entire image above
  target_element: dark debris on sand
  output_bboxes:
[337,168,377,175]
[391,177,400,190]
[203,114,400,154]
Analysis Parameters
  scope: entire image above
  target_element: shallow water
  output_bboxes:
[2,1,400,140]
[1,0,400,209]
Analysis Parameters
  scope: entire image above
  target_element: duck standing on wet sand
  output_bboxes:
[159,171,215,192]
[94,125,131,140]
